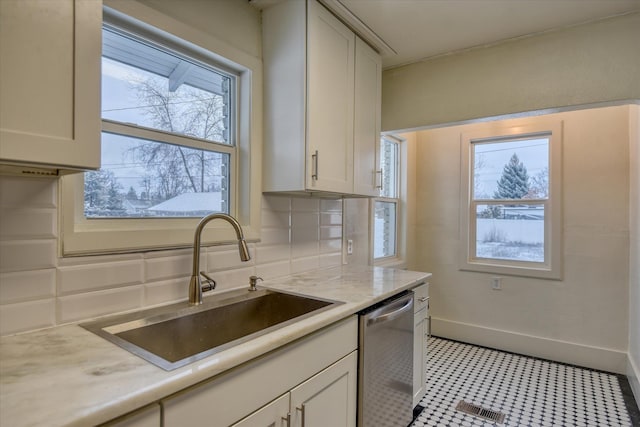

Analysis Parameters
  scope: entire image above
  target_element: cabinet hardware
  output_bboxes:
[296,404,306,427]
[311,150,319,180]
[418,296,428,303]
[282,413,291,426]
[375,169,383,190]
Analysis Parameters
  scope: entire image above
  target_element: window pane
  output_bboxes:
[475,203,545,262]
[379,138,398,198]
[85,133,229,218]
[102,28,232,145]
[473,137,548,200]
[374,201,396,258]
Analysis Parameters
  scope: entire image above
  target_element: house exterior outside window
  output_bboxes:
[459,120,563,279]
[373,136,401,261]
[61,6,261,255]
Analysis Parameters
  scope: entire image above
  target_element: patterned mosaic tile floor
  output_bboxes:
[411,337,640,427]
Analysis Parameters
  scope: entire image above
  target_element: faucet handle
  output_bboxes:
[249,275,263,291]
[200,271,217,293]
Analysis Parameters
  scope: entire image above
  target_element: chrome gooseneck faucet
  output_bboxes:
[189,213,251,305]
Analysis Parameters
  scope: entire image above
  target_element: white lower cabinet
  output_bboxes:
[233,351,357,427]
[413,307,428,408]
[412,283,430,408]
[101,403,161,427]
[162,316,358,427]
[290,351,357,427]
[230,393,290,427]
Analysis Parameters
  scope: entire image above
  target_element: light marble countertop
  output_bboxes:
[0,265,430,427]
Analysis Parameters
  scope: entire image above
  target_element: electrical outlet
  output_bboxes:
[347,239,353,255]
[491,277,502,290]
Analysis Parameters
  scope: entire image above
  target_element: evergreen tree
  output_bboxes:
[494,153,530,199]
[126,186,138,201]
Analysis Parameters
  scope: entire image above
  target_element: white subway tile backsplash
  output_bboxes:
[0,191,345,334]
[320,225,342,240]
[0,269,56,304]
[144,253,198,282]
[0,239,57,273]
[0,299,56,335]
[261,209,290,228]
[319,199,342,212]
[291,239,319,258]
[255,260,291,280]
[206,245,255,271]
[57,286,144,324]
[255,243,290,264]
[290,256,320,274]
[144,277,188,307]
[320,252,342,268]
[263,195,291,212]
[0,176,57,208]
[320,238,342,254]
[292,212,319,229]
[292,197,319,212]
[259,227,290,245]
[292,221,319,243]
[0,208,57,239]
[58,260,143,295]
[203,266,256,293]
[320,212,342,226]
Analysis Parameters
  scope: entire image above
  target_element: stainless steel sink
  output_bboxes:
[81,288,341,371]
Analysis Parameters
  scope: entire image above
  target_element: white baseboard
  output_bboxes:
[628,353,640,408]
[432,317,627,374]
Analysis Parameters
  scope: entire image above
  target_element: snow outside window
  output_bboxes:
[459,121,563,279]
[374,137,400,260]
[87,25,236,219]
[61,6,260,256]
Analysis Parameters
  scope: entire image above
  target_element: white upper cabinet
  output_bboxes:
[353,37,382,196]
[0,0,101,172]
[262,0,381,197]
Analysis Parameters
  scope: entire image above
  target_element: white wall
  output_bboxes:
[0,0,344,336]
[407,106,631,373]
[382,12,640,131]
[629,105,640,400]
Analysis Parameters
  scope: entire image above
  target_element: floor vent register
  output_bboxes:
[455,400,506,424]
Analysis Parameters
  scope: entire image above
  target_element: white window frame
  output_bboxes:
[61,4,262,256]
[459,120,563,279]
[372,134,404,266]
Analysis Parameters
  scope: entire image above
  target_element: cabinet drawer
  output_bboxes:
[412,283,429,313]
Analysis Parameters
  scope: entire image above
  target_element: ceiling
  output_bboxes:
[320,0,640,69]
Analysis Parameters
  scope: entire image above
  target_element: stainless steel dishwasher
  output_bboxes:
[358,291,414,427]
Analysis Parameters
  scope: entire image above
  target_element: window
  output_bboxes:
[61,6,261,255]
[87,25,235,218]
[460,121,562,279]
[373,136,400,260]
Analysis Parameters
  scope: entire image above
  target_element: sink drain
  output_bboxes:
[455,400,506,424]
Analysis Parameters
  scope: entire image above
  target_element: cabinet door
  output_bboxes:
[290,351,357,427]
[306,0,354,194]
[231,394,290,427]
[353,37,382,197]
[413,308,427,408]
[0,0,101,170]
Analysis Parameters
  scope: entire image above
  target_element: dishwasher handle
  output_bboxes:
[366,295,413,326]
